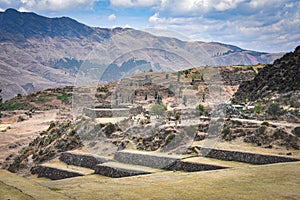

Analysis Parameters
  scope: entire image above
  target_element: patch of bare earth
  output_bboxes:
[0,110,58,166]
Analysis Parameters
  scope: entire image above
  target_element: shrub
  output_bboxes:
[261,121,270,126]
[149,104,167,118]
[103,123,116,137]
[257,125,267,135]
[290,96,300,108]
[267,103,284,116]
[292,127,300,137]
[174,112,181,120]
[1,103,26,110]
[34,96,49,102]
[57,93,71,100]
[222,127,231,136]
[97,86,109,93]
[196,104,207,116]
[254,102,263,114]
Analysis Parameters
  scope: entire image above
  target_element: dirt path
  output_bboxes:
[0,110,58,165]
[230,118,300,129]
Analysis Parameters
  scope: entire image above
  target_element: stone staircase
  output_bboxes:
[32,148,300,180]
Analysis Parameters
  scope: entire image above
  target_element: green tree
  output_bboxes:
[184,70,189,78]
[174,112,181,120]
[196,104,206,116]
[254,102,262,114]
[149,104,167,118]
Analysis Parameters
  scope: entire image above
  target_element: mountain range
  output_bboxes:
[0,8,284,100]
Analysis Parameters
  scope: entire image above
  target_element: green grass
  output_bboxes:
[0,170,71,200]
[0,181,33,200]
[39,161,300,200]
[33,97,49,103]
[1,102,27,110]
[57,93,71,100]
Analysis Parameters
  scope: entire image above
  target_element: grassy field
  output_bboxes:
[1,161,299,199]
[0,170,71,200]
[26,161,300,200]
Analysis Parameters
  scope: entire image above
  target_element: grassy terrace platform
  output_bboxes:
[181,157,252,168]
[31,160,94,180]
[59,151,113,169]
[114,150,186,169]
[37,161,300,200]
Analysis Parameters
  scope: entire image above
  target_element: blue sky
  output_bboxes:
[0,0,299,53]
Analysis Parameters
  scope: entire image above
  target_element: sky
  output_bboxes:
[0,0,299,53]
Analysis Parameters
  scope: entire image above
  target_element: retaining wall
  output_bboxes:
[59,152,112,169]
[84,108,130,118]
[114,150,181,169]
[94,163,152,178]
[170,161,228,172]
[31,165,84,180]
[199,147,300,164]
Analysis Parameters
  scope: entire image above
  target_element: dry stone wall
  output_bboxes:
[199,147,300,164]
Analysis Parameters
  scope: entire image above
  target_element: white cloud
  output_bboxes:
[110,0,160,7]
[248,0,281,8]
[108,14,116,21]
[18,6,30,12]
[215,0,244,11]
[149,12,160,23]
[1,0,298,53]
[0,0,16,5]
[157,0,246,16]
[124,24,131,28]
[148,0,300,52]
[0,0,96,12]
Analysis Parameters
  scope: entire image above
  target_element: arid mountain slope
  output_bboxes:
[233,45,300,103]
[0,8,283,100]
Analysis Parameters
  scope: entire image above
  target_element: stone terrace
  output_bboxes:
[32,147,300,180]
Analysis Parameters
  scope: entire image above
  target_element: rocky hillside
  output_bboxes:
[2,65,300,175]
[1,65,259,116]
[233,46,300,103]
[0,8,283,100]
